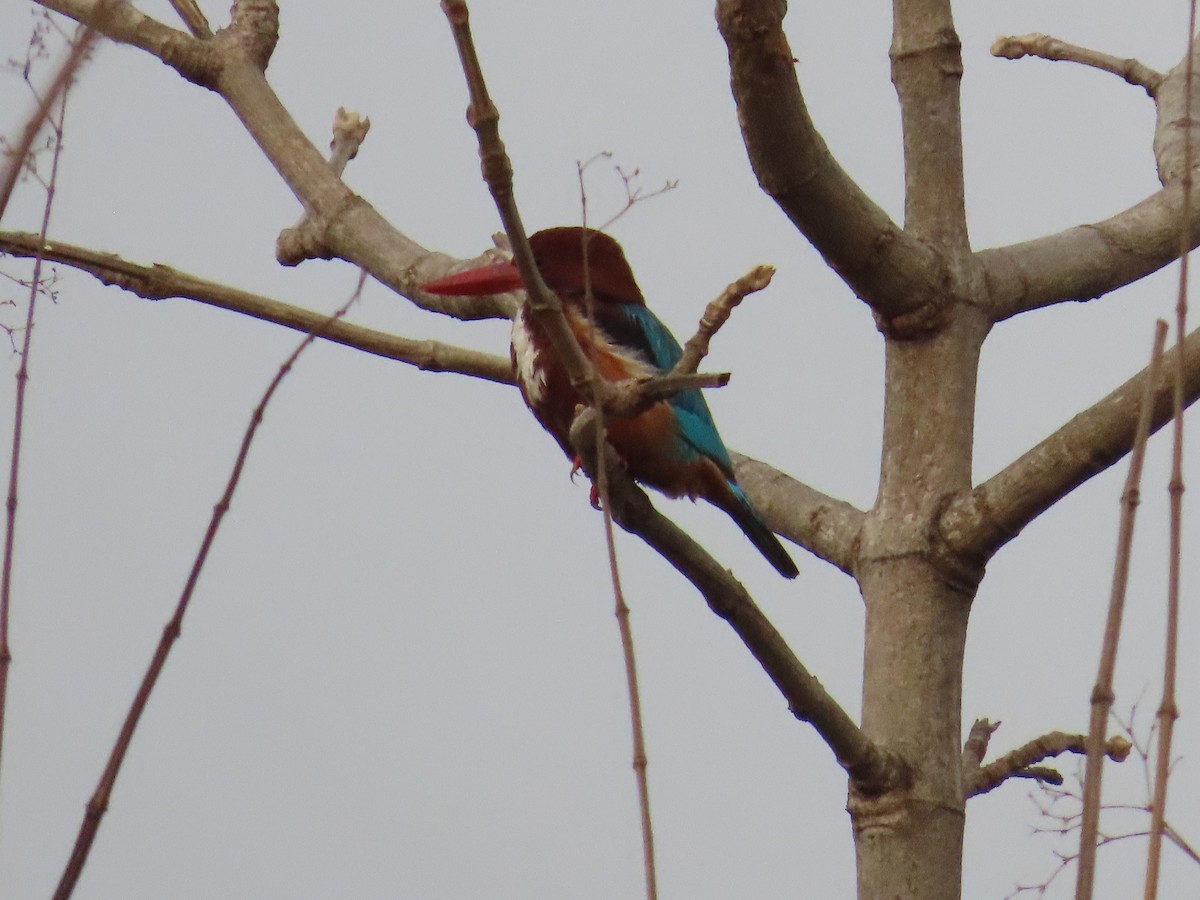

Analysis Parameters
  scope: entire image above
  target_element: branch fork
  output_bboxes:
[277,107,372,265]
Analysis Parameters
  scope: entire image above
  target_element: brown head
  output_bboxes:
[421,227,645,307]
[526,227,645,307]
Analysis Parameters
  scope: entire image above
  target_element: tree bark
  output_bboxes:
[851,307,987,900]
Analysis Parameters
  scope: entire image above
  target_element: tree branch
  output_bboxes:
[0,231,514,385]
[674,265,774,375]
[982,39,1200,320]
[991,33,1163,97]
[890,0,969,252]
[731,453,864,575]
[715,0,949,324]
[34,0,517,323]
[964,729,1131,799]
[0,7,103,223]
[569,409,904,794]
[53,273,368,900]
[167,0,211,39]
[440,0,599,402]
[939,323,1200,563]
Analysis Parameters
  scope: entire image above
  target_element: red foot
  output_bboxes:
[567,457,604,509]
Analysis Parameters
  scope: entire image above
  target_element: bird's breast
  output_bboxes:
[508,307,721,497]
[511,306,549,406]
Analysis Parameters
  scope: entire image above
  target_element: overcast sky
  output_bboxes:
[1,1,1197,898]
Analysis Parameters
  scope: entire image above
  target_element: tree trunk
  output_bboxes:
[852,309,988,900]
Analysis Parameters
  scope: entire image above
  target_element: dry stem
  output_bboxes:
[575,153,658,900]
[0,231,513,385]
[0,72,72,809]
[1076,320,1169,900]
[1144,8,1195,896]
[0,10,100,222]
[52,271,368,899]
[965,728,1131,799]
[674,265,775,376]
[567,408,903,794]
[167,0,211,38]
[991,33,1163,96]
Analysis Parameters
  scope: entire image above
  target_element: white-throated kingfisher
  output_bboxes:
[422,227,798,579]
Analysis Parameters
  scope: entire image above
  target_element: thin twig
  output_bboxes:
[600,490,657,900]
[576,157,658,900]
[167,0,211,38]
[1007,703,1199,897]
[674,265,775,376]
[442,9,663,893]
[990,33,1163,97]
[440,0,595,398]
[966,730,1130,799]
[0,73,73,808]
[0,12,101,223]
[1144,5,1195,895]
[1076,320,1169,900]
[276,107,371,265]
[594,162,678,233]
[567,407,904,794]
[0,231,513,385]
[51,271,368,900]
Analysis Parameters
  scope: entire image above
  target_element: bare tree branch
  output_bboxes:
[34,0,517,323]
[439,0,599,403]
[1145,15,1196,890]
[981,40,1200,320]
[978,186,1200,321]
[715,0,949,326]
[991,33,1163,96]
[939,324,1200,563]
[0,8,102,223]
[0,231,514,384]
[277,106,372,265]
[674,265,775,376]
[1077,321,1167,898]
[167,0,211,38]
[731,453,864,575]
[964,730,1131,799]
[891,0,969,252]
[0,70,74,809]
[569,408,904,794]
[53,273,368,900]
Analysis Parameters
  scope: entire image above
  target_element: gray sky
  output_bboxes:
[0,1,1197,897]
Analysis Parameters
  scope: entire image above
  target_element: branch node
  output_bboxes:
[276,109,370,266]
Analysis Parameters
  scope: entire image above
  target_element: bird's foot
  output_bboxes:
[568,456,603,508]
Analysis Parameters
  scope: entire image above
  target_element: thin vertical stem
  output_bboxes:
[601,505,658,900]
[1144,7,1195,897]
[1075,320,1168,900]
[0,10,105,224]
[576,161,657,900]
[52,274,365,899]
[0,81,73,804]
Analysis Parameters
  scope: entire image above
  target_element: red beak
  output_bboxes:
[421,260,524,296]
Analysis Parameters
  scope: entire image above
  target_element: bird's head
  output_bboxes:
[422,227,646,307]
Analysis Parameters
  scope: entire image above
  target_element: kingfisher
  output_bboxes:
[422,227,798,579]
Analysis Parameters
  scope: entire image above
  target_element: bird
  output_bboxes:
[422,227,798,578]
